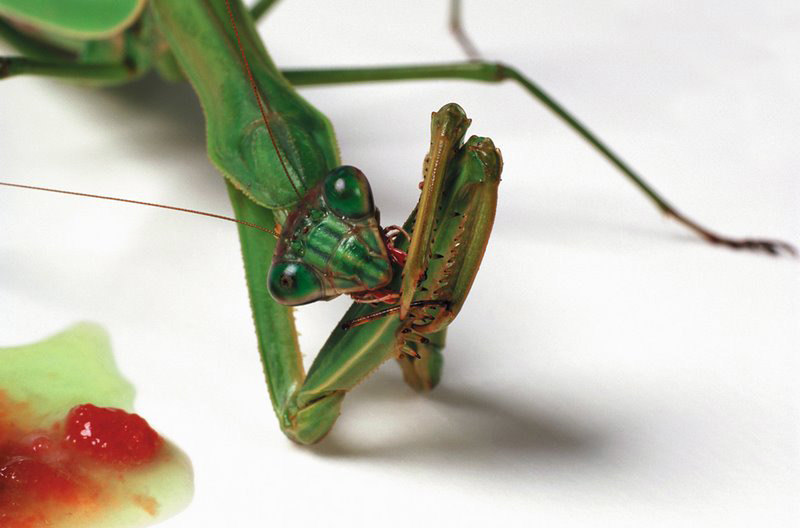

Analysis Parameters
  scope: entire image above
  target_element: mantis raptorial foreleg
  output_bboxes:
[227,100,500,444]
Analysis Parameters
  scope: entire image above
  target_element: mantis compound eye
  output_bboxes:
[322,166,375,219]
[268,261,325,306]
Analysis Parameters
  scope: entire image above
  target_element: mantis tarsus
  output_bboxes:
[0,2,788,450]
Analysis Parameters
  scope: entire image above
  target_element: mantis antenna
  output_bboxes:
[0,181,279,238]
[223,0,304,200]
[2,4,303,240]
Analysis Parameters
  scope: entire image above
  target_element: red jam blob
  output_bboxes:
[0,397,165,527]
[0,325,193,527]
[0,456,79,502]
[63,404,162,465]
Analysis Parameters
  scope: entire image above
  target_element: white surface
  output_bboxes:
[1,1,799,526]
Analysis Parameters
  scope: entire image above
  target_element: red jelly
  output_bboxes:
[63,404,162,465]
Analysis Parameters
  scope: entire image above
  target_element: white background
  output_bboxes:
[1,1,798,526]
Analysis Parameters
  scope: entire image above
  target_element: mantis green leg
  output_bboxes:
[225,178,400,443]
[150,0,338,444]
[0,56,136,81]
[0,9,160,83]
[225,183,304,417]
[0,18,74,61]
[0,19,120,81]
[281,62,795,257]
[0,0,272,82]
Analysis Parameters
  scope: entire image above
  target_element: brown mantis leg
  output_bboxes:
[448,0,481,61]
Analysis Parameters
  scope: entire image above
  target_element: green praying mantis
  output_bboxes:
[0,0,794,446]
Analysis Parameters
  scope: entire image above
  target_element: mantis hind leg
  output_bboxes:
[280,61,794,257]
[0,57,138,82]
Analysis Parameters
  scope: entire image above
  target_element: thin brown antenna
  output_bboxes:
[0,181,279,237]
[223,0,304,200]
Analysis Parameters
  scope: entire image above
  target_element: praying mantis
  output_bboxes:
[0,0,796,458]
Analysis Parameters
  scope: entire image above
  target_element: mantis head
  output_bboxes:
[268,165,394,305]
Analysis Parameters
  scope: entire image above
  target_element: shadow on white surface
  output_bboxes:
[309,371,615,475]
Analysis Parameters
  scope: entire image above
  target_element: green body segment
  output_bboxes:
[305,213,390,294]
[0,0,339,207]
[0,0,171,83]
[149,0,337,211]
[0,0,145,39]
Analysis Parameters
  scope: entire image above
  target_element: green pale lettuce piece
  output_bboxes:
[0,323,194,527]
